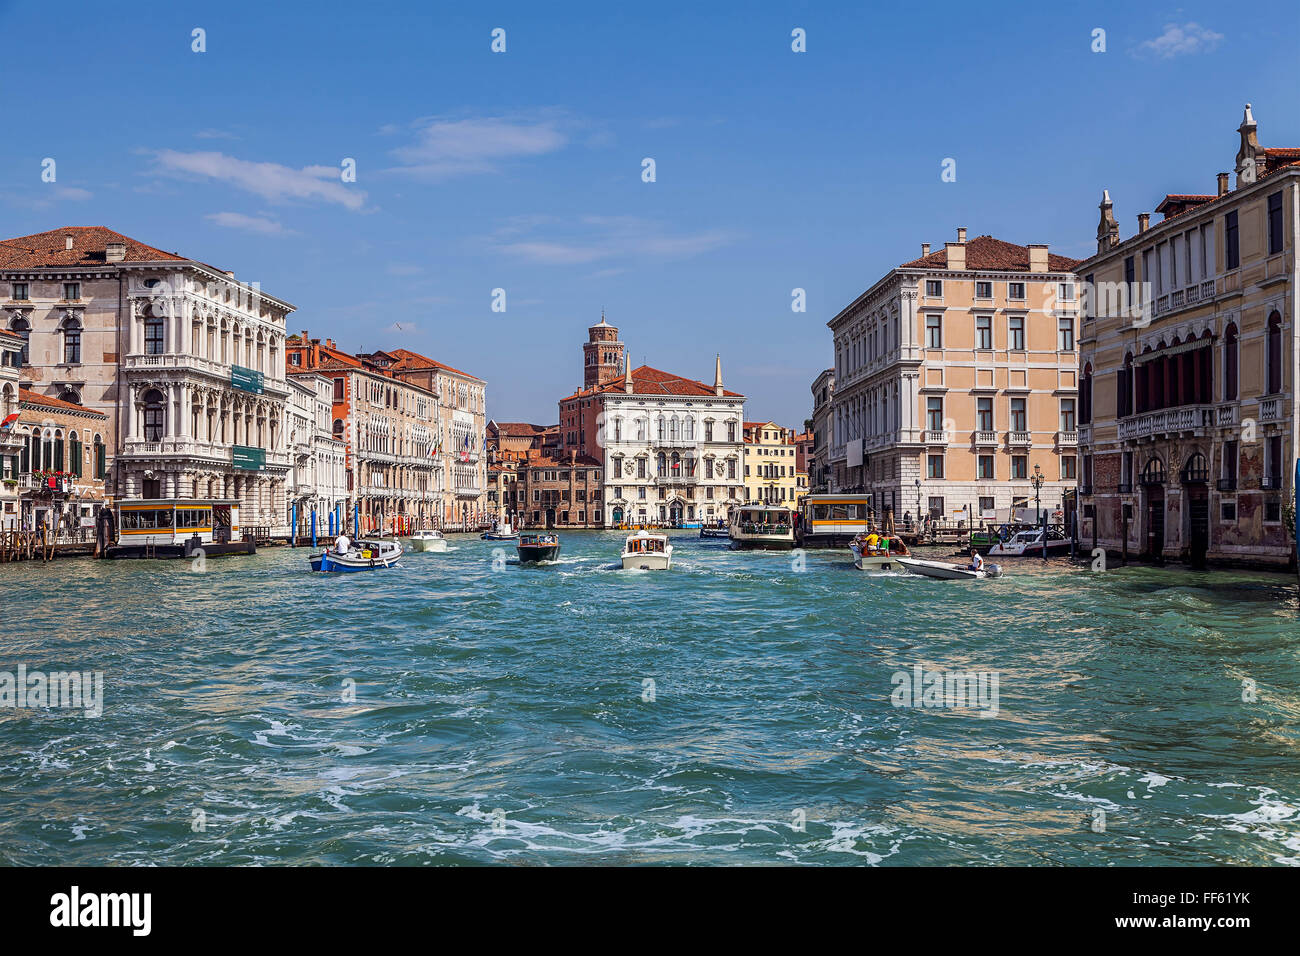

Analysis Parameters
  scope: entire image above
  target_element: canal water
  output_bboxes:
[1,532,1297,865]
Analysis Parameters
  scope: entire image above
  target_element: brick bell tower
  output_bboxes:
[583,312,625,388]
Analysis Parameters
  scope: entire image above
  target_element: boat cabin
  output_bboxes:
[115,498,241,546]
[624,534,667,554]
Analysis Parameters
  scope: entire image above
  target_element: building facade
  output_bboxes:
[10,388,108,535]
[285,371,347,537]
[809,368,834,492]
[743,421,800,505]
[1075,105,1297,568]
[827,230,1082,525]
[0,330,20,525]
[557,318,746,527]
[0,227,295,531]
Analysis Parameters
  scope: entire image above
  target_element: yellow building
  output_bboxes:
[743,421,800,506]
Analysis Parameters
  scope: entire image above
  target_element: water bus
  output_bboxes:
[796,494,877,548]
[620,530,672,570]
[517,532,561,563]
[728,504,796,550]
[103,498,253,559]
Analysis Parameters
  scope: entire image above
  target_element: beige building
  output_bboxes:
[1,226,295,531]
[743,421,800,506]
[1,329,24,526]
[1075,105,1297,568]
[827,230,1082,524]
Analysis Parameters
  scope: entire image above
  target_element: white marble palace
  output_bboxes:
[0,227,295,531]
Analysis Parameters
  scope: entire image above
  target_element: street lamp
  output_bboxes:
[914,477,921,524]
[1030,463,1045,523]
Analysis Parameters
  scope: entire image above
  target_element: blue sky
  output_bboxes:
[1,0,1295,426]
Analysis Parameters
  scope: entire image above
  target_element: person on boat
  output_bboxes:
[863,532,880,551]
[967,547,984,572]
[336,533,351,555]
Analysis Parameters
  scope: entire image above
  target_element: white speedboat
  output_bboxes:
[621,530,673,570]
[896,556,1002,580]
[728,504,795,550]
[849,533,911,572]
[310,537,403,573]
[987,527,1070,557]
[406,529,447,553]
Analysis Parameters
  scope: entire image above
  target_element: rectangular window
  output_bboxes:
[1225,210,1240,269]
[11,283,28,300]
[976,315,992,349]
[1268,191,1284,255]
[64,327,81,364]
[1008,282,1025,300]
[975,281,992,299]
[976,397,993,432]
[925,314,942,348]
[1011,455,1028,480]
[1058,282,1075,301]
[63,282,80,301]
[925,279,942,297]
[977,454,994,480]
[1008,316,1025,351]
[926,397,944,431]
[1083,274,1095,319]
[927,455,944,479]
[1221,500,1237,522]
[927,496,944,518]
[1061,455,1077,480]
[1057,317,1074,351]
[1010,398,1027,431]
[1060,399,1076,432]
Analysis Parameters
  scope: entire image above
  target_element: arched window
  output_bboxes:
[1266,311,1282,395]
[58,388,80,405]
[333,419,344,439]
[52,429,64,472]
[93,434,105,479]
[1141,457,1166,485]
[68,431,82,477]
[1080,362,1093,425]
[62,316,81,364]
[656,452,666,476]
[19,428,31,473]
[671,452,681,475]
[143,389,165,441]
[1223,323,1238,401]
[144,315,165,355]
[1181,452,1208,484]
[9,316,29,365]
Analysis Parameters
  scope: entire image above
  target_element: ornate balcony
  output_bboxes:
[974,430,998,446]
[1216,403,1239,427]
[923,430,950,445]
[1057,430,1078,447]
[1258,397,1281,422]
[1116,405,1214,442]
[1007,430,1032,447]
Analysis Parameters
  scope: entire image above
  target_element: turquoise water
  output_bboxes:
[1,531,1298,866]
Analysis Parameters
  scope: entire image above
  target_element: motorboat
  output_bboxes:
[517,532,561,563]
[310,536,402,573]
[699,521,729,539]
[621,530,673,570]
[987,527,1070,557]
[405,529,448,553]
[728,504,795,550]
[896,556,1003,580]
[848,532,911,572]
[481,517,518,541]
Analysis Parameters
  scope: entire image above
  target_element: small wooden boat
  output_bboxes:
[517,532,561,563]
[848,532,911,572]
[896,556,1002,580]
[405,529,447,552]
[481,518,518,541]
[621,530,672,570]
[310,537,402,573]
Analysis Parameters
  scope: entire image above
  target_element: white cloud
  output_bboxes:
[493,215,738,265]
[387,116,567,178]
[154,150,365,210]
[1138,22,1224,58]
[205,212,296,235]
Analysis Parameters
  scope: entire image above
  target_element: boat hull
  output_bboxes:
[517,544,561,563]
[406,536,447,553]
[897,557,1002,580]
[621,552,672,570]
[729,535,795,550]
[699,528,729,539]
[481,533,518,541]
[853,552,907,572]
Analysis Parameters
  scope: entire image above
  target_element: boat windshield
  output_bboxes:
[627,537,665,553]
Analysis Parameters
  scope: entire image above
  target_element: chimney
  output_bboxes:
[64,235,74,251]
[956,226,967,244]
[944,242,966,271]
[1217,172,1230,196]
[105,241,126,262]
[1235,103,1261,187]
[1027,244,1049,273]
[1096,189,1119,254]
[921,242,931,257]
[1137,213,1150,234]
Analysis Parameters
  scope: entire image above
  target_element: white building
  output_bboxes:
[0,329,22,527]
[556,319,746,527]
[0,227,295,531]
[285,372,347,537]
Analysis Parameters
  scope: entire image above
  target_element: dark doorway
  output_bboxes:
[1187,489,1209,568]
[1145,488,1165,562]
[545,508,555,529]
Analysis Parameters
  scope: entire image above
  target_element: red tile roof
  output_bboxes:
[563,364,742,400]
[384,347,481,381]
[18,387,106,417]
[0,227,187,270]
[899,235,1080,272]
[492,422,552,437]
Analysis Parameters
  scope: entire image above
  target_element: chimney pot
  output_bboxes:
[105,241,126,262]
[921,242,931,256]
[1137,213,1150,233]
[957,227,967,244]
[64,235,74,251]
[944,242,966,271]
[1217,172,1230,196]
[1027,244,1049,273]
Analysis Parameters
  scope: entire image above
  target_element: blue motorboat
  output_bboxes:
[310,537,402,573]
